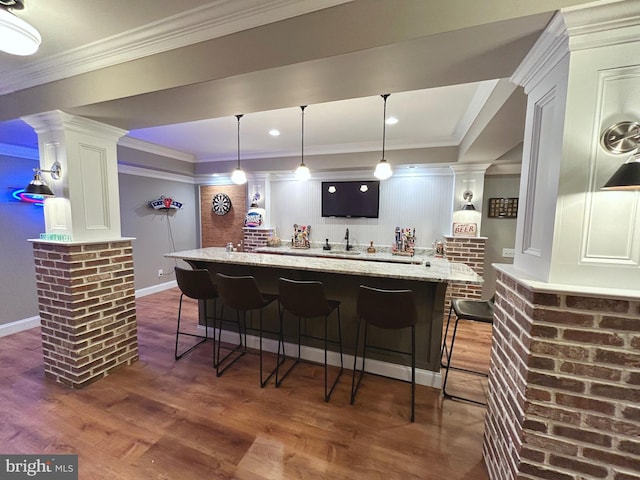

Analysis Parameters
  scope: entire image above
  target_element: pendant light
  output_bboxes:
[374,94,393,180]
[231,114,247,185]
[0,1,41,56]
[295,105,311,181]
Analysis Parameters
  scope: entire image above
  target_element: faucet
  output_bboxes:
[345,228,352,251]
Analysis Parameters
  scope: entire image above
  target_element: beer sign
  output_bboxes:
[452,222,477,237]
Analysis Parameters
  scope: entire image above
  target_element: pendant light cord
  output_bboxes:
[381,94,390,159]
[300,105,307,165]
[236,114,243,169]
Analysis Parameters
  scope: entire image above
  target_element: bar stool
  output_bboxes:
[174,266,217,360]
[276,278,344,402]
[440,296,494,405]
[351,285,417,422]
[215,273,279,386]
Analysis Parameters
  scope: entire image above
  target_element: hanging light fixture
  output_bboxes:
[374,94,393,180]
[295,105,311,181]
[231,114,247,185]
[0,0,41,56]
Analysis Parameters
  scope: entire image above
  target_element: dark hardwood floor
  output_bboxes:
[1,288,492,479]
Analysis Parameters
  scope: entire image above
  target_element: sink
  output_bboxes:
[323,250,361,256]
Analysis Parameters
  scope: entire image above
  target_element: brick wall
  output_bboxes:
[243,228,275,252]
[483,268,640,480]
[32,240,138,388]
[200,185,246,248]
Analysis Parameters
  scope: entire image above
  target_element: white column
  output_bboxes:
[449,163,490,235]
[511,1,640,290]
[22,110,128,242]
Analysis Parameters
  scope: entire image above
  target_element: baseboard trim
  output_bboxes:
[1,281,179,337]
[135,280,178,298]
[0,316,41,337]
[213,327,442,389]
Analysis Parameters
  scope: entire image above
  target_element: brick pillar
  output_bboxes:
[443,236,486,316]
[32,240,138,388]
[243,227,275,252]
[483,267,640,480]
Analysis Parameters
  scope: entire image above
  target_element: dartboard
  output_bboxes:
[212,193,232,215]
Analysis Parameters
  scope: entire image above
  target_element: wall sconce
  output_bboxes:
[600,121,640,190]
[461,190,476,210]
[24,161,62,197]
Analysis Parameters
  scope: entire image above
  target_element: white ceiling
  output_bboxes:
[0,0,597,174]
[129,81,497,162]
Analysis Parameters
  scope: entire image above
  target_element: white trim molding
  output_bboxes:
[0,0,353,95]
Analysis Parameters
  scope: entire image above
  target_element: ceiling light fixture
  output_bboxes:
[24,161,62,197]
[231,114,247,185]
[374,94,393,180]
[600,121,640,190]
[386,116,398,125]
[295,105,311,181]
[0,0,41,56]
[269,129,280,137]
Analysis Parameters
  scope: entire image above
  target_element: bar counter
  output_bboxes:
[166,247,482,386]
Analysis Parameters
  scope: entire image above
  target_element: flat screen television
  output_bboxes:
[321,180,380,218]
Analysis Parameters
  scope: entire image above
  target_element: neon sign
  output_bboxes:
[11,188,45,206]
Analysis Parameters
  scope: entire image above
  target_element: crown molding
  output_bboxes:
[0,0,352,95]
[449,163,492,174]
[511,12,570,93]
[454,80,500,142]
[0,142,39,160]
[118,164,196,184]
[119,137,196,163]
[563,0,640,51]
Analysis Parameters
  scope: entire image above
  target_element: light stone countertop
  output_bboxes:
[166,247,482,284]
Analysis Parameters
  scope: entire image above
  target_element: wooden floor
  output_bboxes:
[0,288,492,480]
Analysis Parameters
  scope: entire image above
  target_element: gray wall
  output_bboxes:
[1,150,516,327]
[481,174,520,298]
[0,155,43,325]
[118,173,199,290]
[0,155,199,328]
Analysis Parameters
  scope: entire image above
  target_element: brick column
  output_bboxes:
[483,266,640,480]
[32,240,138,388]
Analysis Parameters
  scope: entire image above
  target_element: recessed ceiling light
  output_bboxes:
[269,129,280,136]
[385,117,398,125]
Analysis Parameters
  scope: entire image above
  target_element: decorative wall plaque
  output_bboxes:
[488,198,518,218]
[452,222,477,237]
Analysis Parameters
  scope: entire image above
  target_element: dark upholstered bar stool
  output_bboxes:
[276,278,344,402]
[215,273,279,386]
[351,285,418,422]
[174,266,218,360]
[440,296,494,405]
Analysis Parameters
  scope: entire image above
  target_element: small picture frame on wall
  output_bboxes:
[488,198,518,218]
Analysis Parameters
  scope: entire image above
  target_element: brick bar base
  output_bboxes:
[32,240,138,388]
[243,227,275,252]
[483,267,640,480]
[443,236,486,316]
